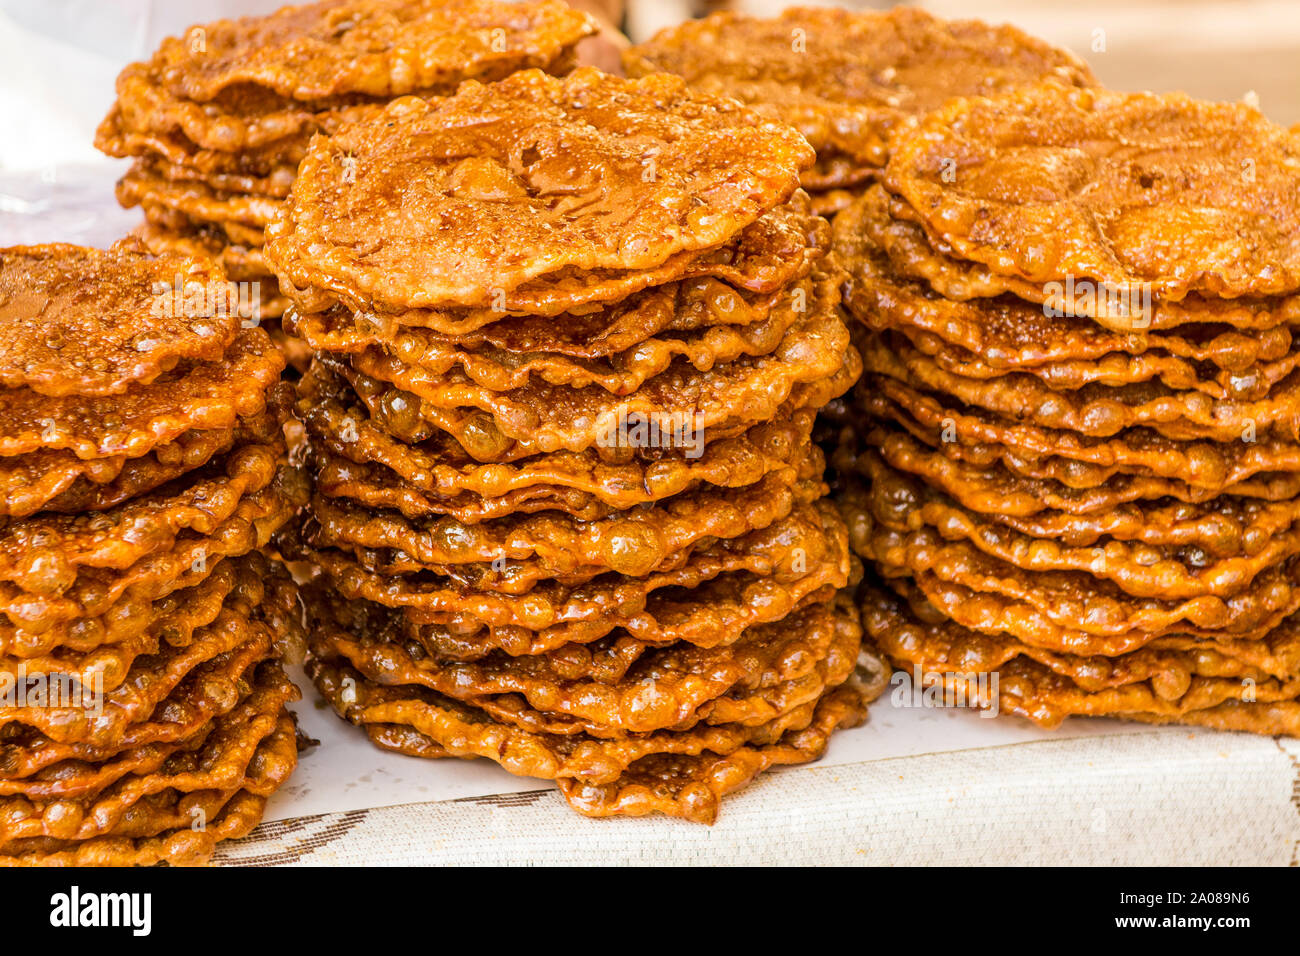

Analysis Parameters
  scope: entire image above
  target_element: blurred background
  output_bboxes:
[1,0,1296,173]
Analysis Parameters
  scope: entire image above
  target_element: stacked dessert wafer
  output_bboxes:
[0,240,306,865]
[834,84,1300,734]
[94,0,596,368]
[624,6,1094,216]
[264,66,887,823]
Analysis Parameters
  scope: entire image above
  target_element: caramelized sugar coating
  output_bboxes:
[884,86,1300,299]
[624,6,1093,175]
[290,499,848,618]
[0,471,303,632]
[149,0,594,103]
[0,328,284,460]
[861,375,1300,491]
[281,193,826,322]
[862,583,1300,731]
[0,701,297,866]
[285,278,814,396]
[307,589,879,822]
[338,275,849,455]
[835,189,1300,389]
[298,361,820,519]
[0,241,238,397]
[266,68,814,313]
[851,441,1300,555]
[311,584,854,735]
[0,442,281,599]
[850,186,1300,328]
[0,408,279,519]
[843,479,1300,651]
[326,342,859,463]
[863,330,1300,442]
[306,455,823,579]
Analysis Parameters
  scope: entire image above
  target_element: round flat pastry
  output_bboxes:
[0,406,280,520]
[892,568,1299,658]
[835,189,1300,389]
[863,331,1300,442]
[136,156,296,200]
[116,164,283,229]
[325,337,859,463]
[0,441,282,595]
[0,241,238,397]
[339,274,850,455]
[0,470,303,632]
[297,360,820,521]
[309,586,855,735]
[290,499,850,644]
[0,658,297,805]
[877,580,1297,691]
[863,473,1300,600]
[843,419,1300,518]
[282,194,826,326]
[850,185,1300,331]
[0,701,297,863]
[304,452,823,580]
[266,67,814,313]
[624,6,1094,173]
[884,86,1300,300]
[862,586,1300,732]
[284,276,814,396]
[147,0,594,103]
[843,479,1300,646]
[862,374,1300,492]
[855,442,1300,555]
[0,328,284,460]
[103,62,382,153]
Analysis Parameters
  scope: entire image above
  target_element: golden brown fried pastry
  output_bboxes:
[0,470,302,632]
[849,185,1300,329]
[862,375,1300,492]
[0,406,280,519]
[624,6,1094,179]
[842,478,1300,648]
[306,453,823,581]
[146,0,594,104]
[290,499,849,626]
[265,68,814,314]
[0,698,298,866]
[298,360,821,519]
[0,241,238,397]
[884,86,1300,301]
[0,328,284,460]
[863,330,1300,443]
[307,585,880,822]
[863,584,1300,730]
[836,189,1300,390]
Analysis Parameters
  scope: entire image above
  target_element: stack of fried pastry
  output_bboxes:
[265,67,887,823]
[0,240,306,865]
[624,5,1094,215]
[832,83,1300,735]
[94,0,596,366]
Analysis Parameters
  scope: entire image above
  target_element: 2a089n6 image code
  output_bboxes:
[1114,891,1254,930]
